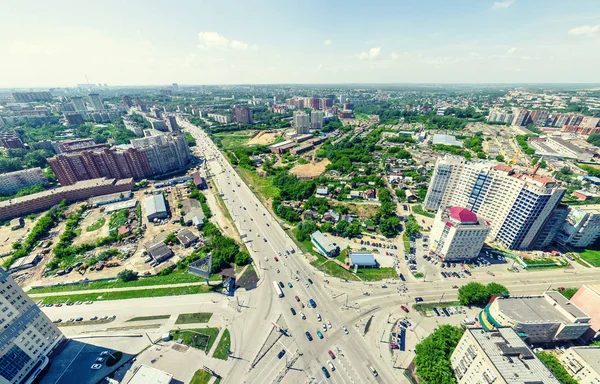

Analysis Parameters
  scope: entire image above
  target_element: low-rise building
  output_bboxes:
[450,327,560,384]
[349,252,377,268]
[481,292,590,344]
[310,231,340,258]
[269,140,295,154]
[144,241,173,262]
[126,364,173,384]
[570,285,600,341]
[556,346,600,384]
[176,229,199,248]
[316,186,328,196]
[432,134,463,147]
[429,207,490,262]
[144,193,168,222]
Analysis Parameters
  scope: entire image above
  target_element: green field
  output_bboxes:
[175,312,213,324]
[413,301,461,313]
[28,270,205,294]
[37,284,218,304]
[190,370,221,384]
[578,249,600,267]
[310,253,359,281]
[86,217,106,232]
[126,315,171,322]
[212,328,231,360]
[355,267,398,281]
[237,168,280,200]
[215,131,253,149]
[171,327,220,353]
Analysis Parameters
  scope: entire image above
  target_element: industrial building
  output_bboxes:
[432,134,463,147]
[290,143,314,155]
[310,231,340,258]
[88,191,132,206]
[0,267,64,384]
[144,241,173,262]
[181,198,206,229]
[480,292,590,344]
[269,140,295,154]
[450,327,560,384]
[423,157,566,250]
[0,178,134,221]
[144,193,168,222]
[429,207,490,261]
[176,228,199,248]
[0,168,47,196]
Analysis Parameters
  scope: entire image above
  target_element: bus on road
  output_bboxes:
[273,281,284,298]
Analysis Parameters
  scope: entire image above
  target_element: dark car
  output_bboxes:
[307,278,313,285]
[290,308,296,315]
[309,299,316,308]
[279,282,284,288]
[328,350,336,359]
[433,307,440,316]
[321,367,330,378]
[277,349,286,359]
[399,273,405,281]
[305,331,313,341]
[415,297,424,303]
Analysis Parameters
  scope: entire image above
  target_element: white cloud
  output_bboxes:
[391,52,400,59]
[568,25,600,36]
[324,39,332,46]
[359,47,381,60]
[507,47,517,54]
[317,64,323,71]
[492,0,515,9]
[198,31,253,50]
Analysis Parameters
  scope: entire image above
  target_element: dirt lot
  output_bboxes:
[246,130,281,146]
[72,209,110,246]
[289,158,331,179]
[0,215,42,260]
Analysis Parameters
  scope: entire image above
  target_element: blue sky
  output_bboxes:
[1,0,600,86]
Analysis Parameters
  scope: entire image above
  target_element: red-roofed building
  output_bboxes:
[429,206,490,262]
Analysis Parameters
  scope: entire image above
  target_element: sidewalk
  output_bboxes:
[28,281,208,298]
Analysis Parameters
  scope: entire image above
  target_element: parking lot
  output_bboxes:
[40,339,135,384]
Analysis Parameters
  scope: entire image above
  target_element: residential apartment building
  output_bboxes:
[423,156,565,250]
[70,96,87,113]
[88,93,104,111]
[49,133,189,186]
[207,113,232,124]
[487,110,514,124]
[481,292,590,344]
[450,327,560,384]
[11,91,53,102]
[0,267,64,384]
[231,105,253,125]
[0,178,134,221]
[511,108,531,126]
[0,168,47,196]
[0,131,25,149]
[293,110,310,134]
[556,205,600,248]
[556,347,600,384]
[165,115,179,132]
[310,110,324,130]
[429,207,490,261]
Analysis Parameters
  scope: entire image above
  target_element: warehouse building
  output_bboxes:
[349,252,377,268]
[310,231,340,258]
[144,193,168,222]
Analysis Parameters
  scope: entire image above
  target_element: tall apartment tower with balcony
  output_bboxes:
[0,267,64,384]
[423,156,565,250]
[293,110,310,134]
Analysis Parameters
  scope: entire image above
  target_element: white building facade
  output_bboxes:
[429,207,490,261]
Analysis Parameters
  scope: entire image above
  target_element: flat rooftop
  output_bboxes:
[570,347,600,375]
[468,328,560,384]
[127,364,172,384]
[497,292,588,324]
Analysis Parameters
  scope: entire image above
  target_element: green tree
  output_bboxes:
[415,325,464,384]
[486,282,508,297]
[536,352,578,384]
[235,252,251,266]
[458,282,490,306]
[495,155,505,162]
[117,269,138,282]
[404,215,422,238]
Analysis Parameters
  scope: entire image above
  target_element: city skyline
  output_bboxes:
[2,0,600,87]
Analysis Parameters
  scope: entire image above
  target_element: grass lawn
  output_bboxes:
[413,273,424,279]
[190,370,221,384]
[578,249,600,267]
[336,247,349,264]
[310,253,359,281]
[237,168,280,200]
[37,284,218,304]
[126,315,170,322]
[413,300,460,313]
[355,267,398,281]
[402,233,410,251]
[215,131,252,149]
[28,269,205,294]
[57,318,114,327]
[412,205,435,218]
[212,328,231,360]
[171,327,220,353]
[86,217,106,232]
[175,312,213,324]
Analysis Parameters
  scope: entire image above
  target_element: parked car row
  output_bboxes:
[38,301,93,308]
[53,315,115,323]
[359,239,397,250]
[432,306,466,317]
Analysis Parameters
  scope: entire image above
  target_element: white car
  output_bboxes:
[327,360,335,371]
[322,323,327,332]
[300,312,306,320]
[317,314,322,321]
[91,364,102,370]
[327,320,332,328]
